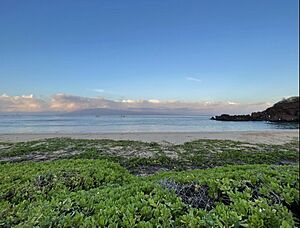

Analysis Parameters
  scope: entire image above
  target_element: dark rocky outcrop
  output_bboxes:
[211,96,299,122]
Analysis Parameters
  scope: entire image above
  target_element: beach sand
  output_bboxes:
[0,130,298,145]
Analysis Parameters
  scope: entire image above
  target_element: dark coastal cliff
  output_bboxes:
[211,96,299,122]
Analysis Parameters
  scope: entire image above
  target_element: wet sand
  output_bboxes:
[0,130,298,145]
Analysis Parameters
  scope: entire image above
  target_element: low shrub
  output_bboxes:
[0,160,298,227]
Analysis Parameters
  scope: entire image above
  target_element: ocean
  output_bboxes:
[0,114,298,134]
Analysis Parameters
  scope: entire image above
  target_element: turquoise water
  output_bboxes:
[0,114,298,133]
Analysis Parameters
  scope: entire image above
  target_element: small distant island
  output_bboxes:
[211,96,299,122]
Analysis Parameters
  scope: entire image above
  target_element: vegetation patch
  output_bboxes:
[0,138,298,176]
[0,138,299,226]
[0,159,299,227]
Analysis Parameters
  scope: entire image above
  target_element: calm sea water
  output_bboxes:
[0,114,298,133]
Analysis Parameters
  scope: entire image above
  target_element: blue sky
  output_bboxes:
[0,0,298,111]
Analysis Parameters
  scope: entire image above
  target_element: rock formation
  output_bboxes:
[211,96,299,122]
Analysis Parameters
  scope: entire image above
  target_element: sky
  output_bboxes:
[0,0,298,113]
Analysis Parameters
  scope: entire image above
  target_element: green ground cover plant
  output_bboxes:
[0,159,299,227]
[0,138,299,227]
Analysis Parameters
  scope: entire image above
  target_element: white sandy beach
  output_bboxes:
[0,130,298,145]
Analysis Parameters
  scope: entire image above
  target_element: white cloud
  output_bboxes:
[49,93,116,111]
[148,99,160,104]
[0,93,273,114]
[122,99,136,103]
[186,77,202,82]
[21,94,34,99]
[0,94,47,112]
[228,101,238,105]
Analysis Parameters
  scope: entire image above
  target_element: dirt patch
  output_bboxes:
[108,148,156,158]
[0,156,23,163]
[0,145,11,150]
[162,150,178,159]
[239,144,260,148]
[0,150,82,162]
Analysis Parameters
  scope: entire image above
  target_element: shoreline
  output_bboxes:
[0,130,298,145]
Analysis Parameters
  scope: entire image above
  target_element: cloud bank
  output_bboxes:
[0,94,48,112]
[0,93,272,114]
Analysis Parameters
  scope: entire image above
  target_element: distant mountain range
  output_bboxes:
[0,108,210,116]
[63,107,204,116]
